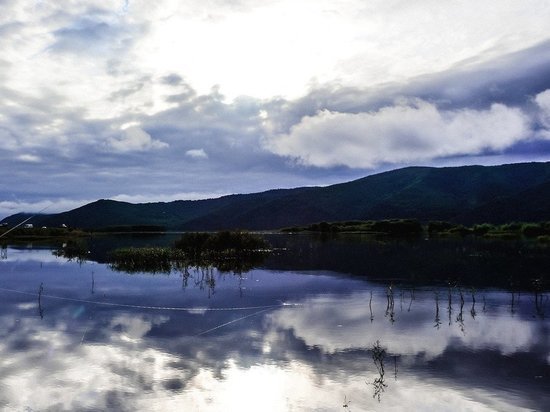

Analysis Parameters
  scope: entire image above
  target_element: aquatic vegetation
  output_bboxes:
[174,230,271,256]
[107,231,271,274]
[53,239,90,263]
[108,247,186,273]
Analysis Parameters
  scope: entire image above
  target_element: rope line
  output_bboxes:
[194,308,273,336]
[0,286,301,312]
[0,204,52,239]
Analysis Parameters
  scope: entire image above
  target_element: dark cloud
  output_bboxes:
[396,40,550,110]
[266,41,550,135]
[49,19,119,54]
[161,73,184,86]
[108,76,151,101]
[45,9,147,59]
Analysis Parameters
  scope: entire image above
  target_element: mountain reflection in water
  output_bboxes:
[0,239,548,411]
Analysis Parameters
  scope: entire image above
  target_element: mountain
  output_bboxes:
[3,162,550,230]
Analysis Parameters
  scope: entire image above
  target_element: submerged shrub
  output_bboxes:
[174,232,211,258]
[521,223,547,238]
[427,221,456,234]
[108,247,186,273]
[472,223,495,236]
[175,231,270,257]
[371,219,423,236]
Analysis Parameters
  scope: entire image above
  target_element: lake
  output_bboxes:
[0,234,548,411]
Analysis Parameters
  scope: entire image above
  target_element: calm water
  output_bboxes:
[0,235,548,411]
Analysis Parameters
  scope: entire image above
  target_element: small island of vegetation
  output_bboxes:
[106,231,270,273]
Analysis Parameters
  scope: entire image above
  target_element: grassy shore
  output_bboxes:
[281,219,550,241]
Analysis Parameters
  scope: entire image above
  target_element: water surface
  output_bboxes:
[0,237,548,411]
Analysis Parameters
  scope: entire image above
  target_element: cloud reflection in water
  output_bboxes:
[0,249,548,411]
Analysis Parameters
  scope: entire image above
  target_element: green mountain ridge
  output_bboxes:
[3,162,550,230]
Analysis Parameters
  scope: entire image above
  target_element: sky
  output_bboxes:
[2,0,550,218]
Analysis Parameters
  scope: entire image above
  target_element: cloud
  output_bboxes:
[0,1,550,216]
[161,73,184,86]
[265,100,532,168]
[262,41,550,138]
[268,291,536,357]
[16,154,41,163]
[185,149,208,159]
[111,191,227,203]
[50,19,118,55]
[108,126,168,152]
[535,89,550,128]
[0,198,94,218]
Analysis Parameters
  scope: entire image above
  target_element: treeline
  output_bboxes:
[0,224,167,241]
[282,219,550,240]
[427,221,550,240]
[0,226,85,239]
[94,225,166,233]
[282,219,424,236]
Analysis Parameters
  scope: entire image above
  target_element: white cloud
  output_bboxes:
[109,126,168,152]
[185,148,209,159]
[268,291,536,357]
[265,101,532,168]
[111,191,227,203]
[16,154,41,163]
[0,198,94,219]
[132,0,550,100]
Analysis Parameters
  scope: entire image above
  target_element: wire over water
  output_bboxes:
[0,286,302,312]
[0,204,52,239]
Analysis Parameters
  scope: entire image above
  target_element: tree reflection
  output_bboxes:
[385,284,395,323]
[193,266,216,298]
[447,286,453,326]
[393,355,399,380]
[456,288,465,333]
[407,288,415,312]
[54,243,269,297]
[53,240,89,264]
[106,248,268,277]
[342,395,351,409]
[470,289,477,319]
[370,340,388,402]
[434,291,441,329]
[38,282,44,320]
[181,266,191,290]
[369,290,374,322]
[534,291,547,318]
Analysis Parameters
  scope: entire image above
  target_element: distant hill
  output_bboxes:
[2,162,550,230]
